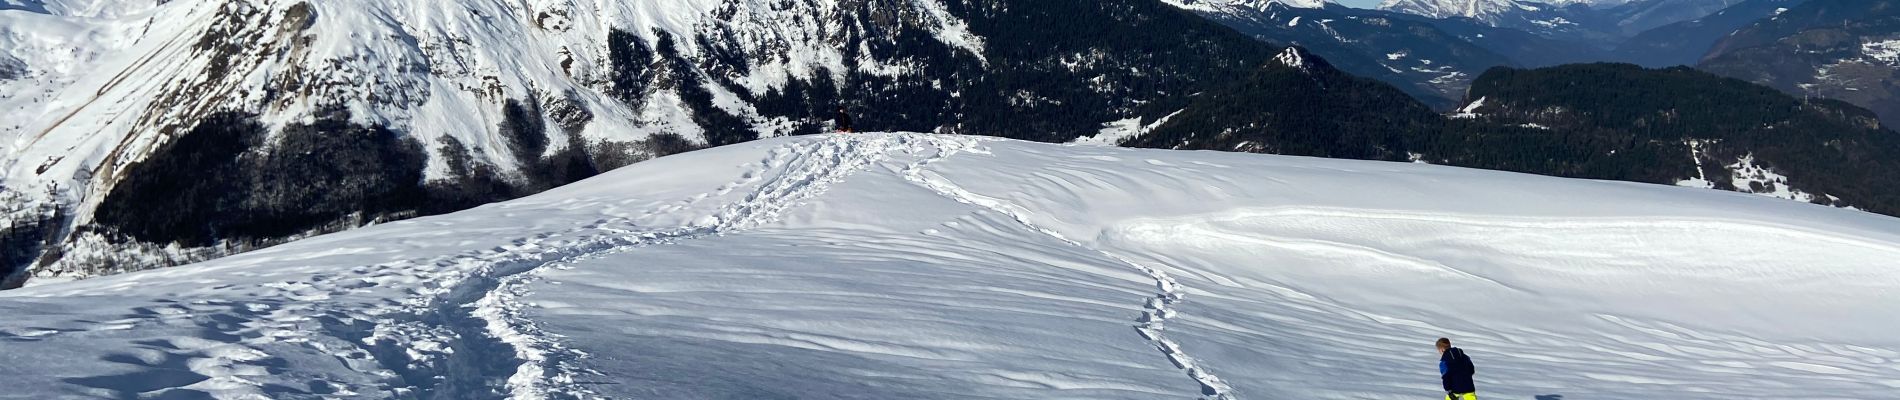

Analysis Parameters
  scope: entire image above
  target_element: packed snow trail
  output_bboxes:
[379,134,913,398]
[6,133,1900,399]
[897,135,1237,399]
[0,134,914,399]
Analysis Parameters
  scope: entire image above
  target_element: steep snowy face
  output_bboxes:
[1,0,984,188]
[1376,0,1630,46]
[1376,0,1546,21]
[1535,0,1626,5]
[3,134,1896,399]
[1541,0,1633,6]
[9,0,1411,286]
[1162,0,1330,13]
[0,0,992,284]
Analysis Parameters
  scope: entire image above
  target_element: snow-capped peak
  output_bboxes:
[1163,0,1329,14]
[1538,0,1635,8]
[1378,0,1542,21]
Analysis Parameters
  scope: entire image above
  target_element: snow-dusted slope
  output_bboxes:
[4,133,1896,399]
[12,0,1423,287]
[1542,0,1634,7]
[1375,0,1628,45]
[0,0,989,283]
[1377,0,1549,22]
[1163,0,1330,13]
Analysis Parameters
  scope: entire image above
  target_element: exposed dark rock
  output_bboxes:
[0,54,24,81]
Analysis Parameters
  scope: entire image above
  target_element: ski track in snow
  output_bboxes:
[0,133,1240,399]
[435,133,1238,399]
[391,134,913,398]
[0,135,909,399]
[896,135,1238,399]
[9,133,1900,398]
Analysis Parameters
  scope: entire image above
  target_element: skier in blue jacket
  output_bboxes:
[1438,337,1478,400]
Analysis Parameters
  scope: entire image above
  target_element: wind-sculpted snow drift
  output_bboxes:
[3,133,1898,399]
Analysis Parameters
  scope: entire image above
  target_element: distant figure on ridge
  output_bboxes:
[833,106,854,133]
[1438,337,1478,400]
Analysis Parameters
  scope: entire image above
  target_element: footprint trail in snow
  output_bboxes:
[11,132,1880,399]
[897,135,1238,399]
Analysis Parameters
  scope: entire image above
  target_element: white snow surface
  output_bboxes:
[1451,96,1487,118]
[4,133,1900,399]
[1276,47,1312,71]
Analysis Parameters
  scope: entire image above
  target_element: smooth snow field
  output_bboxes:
[3,133,1898,399]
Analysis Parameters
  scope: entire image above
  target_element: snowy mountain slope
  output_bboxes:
[1376,0,1739,46]
[0,0,987,284]
[7,0,1419,286]
[1540,0,1633,7]
[1377,0,1543,21]
[1162,0,1331,13]
[1406,13,1615,67]
[4,133,1898,399]
[1378,0,1628,45]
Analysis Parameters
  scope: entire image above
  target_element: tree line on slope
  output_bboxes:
[1134,62,1900,215]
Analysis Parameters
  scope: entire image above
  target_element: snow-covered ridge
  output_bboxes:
[1163,0,1330,14]
[1378,0,1545,21]
[1540,0,1634,7]
[4,133,1896,398]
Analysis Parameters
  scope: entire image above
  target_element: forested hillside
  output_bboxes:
[1131,62,1900,215]
[1446,63,1898,213]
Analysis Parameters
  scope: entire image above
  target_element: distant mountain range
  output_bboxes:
[1162,0,1520,106]
[1614,0,1809,67]
[1170,0,1753,104]
[1378,0,1746,43]
[1699,0,1900,126]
